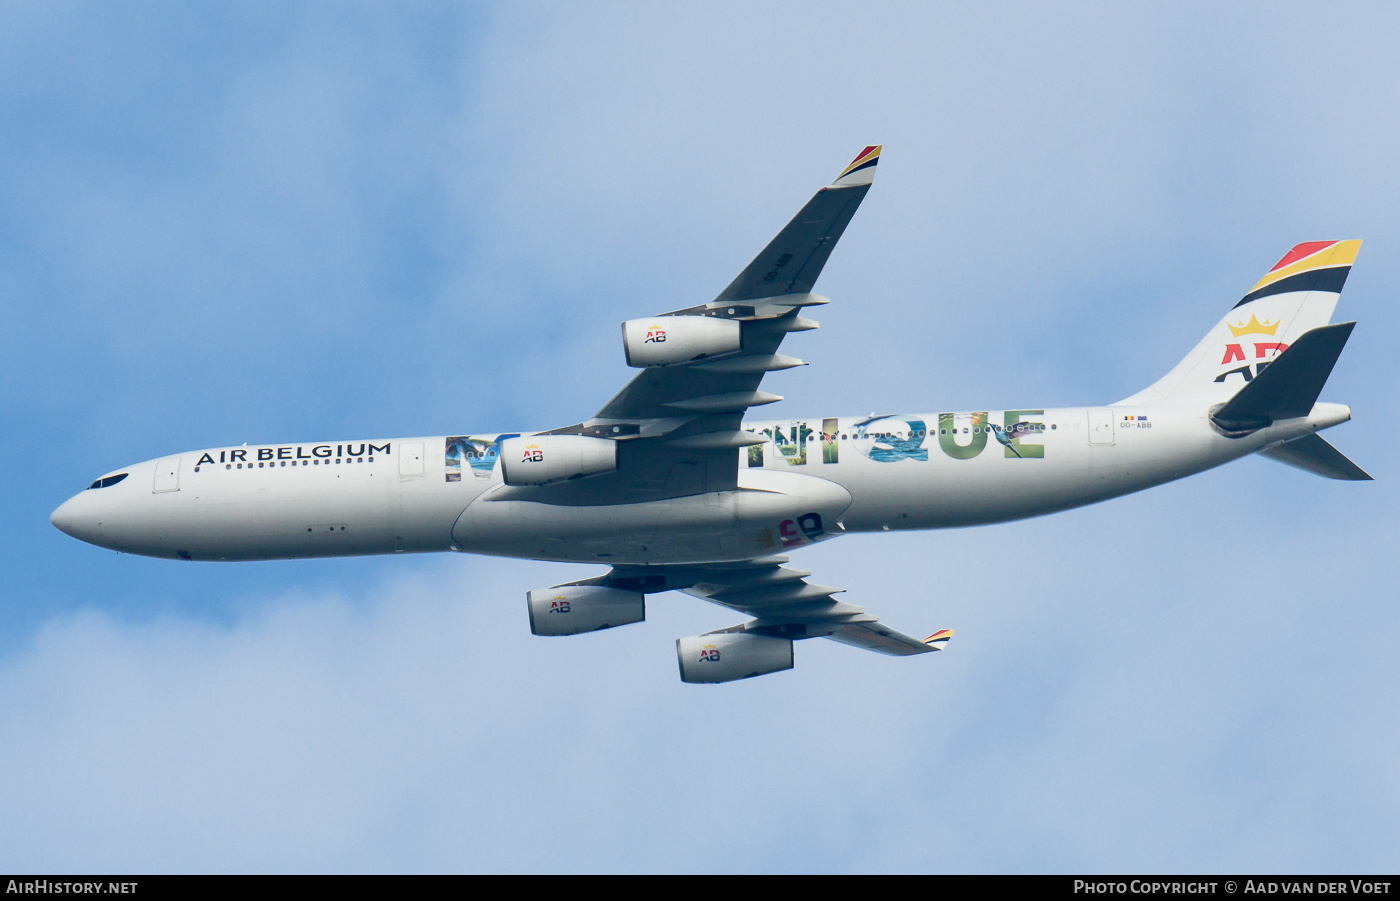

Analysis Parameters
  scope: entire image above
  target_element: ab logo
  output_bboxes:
[1216,314,1288,384]
[644,324,666,344]
[699,644,721,663]
[523,443,543,463]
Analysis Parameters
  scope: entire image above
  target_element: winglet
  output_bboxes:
[831,145,881,187]
[923,629,954,651]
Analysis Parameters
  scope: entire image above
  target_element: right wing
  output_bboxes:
[595,554,951,656]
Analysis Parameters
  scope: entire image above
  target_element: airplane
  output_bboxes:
[50,145,1371,683]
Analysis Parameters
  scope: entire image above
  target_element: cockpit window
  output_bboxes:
[86,473,129,490]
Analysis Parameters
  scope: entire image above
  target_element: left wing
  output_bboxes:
[596,145,881,425]
[514,148,882,506]
[712,144,882,303]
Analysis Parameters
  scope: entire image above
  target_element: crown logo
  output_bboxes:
[1229,313,1279,337]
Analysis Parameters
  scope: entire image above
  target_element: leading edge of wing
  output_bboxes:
[713,145,880,303]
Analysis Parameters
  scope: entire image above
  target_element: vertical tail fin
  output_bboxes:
[1120,241,1361,405]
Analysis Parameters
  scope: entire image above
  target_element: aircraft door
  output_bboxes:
[1087,408,1115,445]
[399,442,425,478]
[153,456,181,492]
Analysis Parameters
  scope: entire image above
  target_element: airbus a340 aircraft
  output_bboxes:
[52,146,1370,683]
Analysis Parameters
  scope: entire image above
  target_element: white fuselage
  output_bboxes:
[50,403,1350,565]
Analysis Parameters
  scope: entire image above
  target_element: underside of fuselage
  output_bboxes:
[49,401,1350,566]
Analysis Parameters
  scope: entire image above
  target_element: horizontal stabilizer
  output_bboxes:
[1259,433,1373,481]
[1212,322,1355,428]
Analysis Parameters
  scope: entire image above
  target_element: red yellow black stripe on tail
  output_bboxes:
[1235,240,1361,308]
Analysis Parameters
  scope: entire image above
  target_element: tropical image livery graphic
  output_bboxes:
[445,435,517,481]
[748,413,1047,466]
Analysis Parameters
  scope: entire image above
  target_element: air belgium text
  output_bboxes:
[196,443,391,466]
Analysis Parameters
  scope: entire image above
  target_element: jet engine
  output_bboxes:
[622,315,741,367]
[676,632,793,683]
[527,585,645,636]
[499,435,617,487]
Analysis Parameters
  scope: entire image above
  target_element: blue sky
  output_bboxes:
[2,1,1398,872]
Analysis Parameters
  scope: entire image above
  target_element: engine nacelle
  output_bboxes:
[622,315,741,367]
[527,585,645,636]
[676,632,793,683]
[499,435,617,487]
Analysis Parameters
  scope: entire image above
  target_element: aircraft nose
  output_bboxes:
[50,495,85,538]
